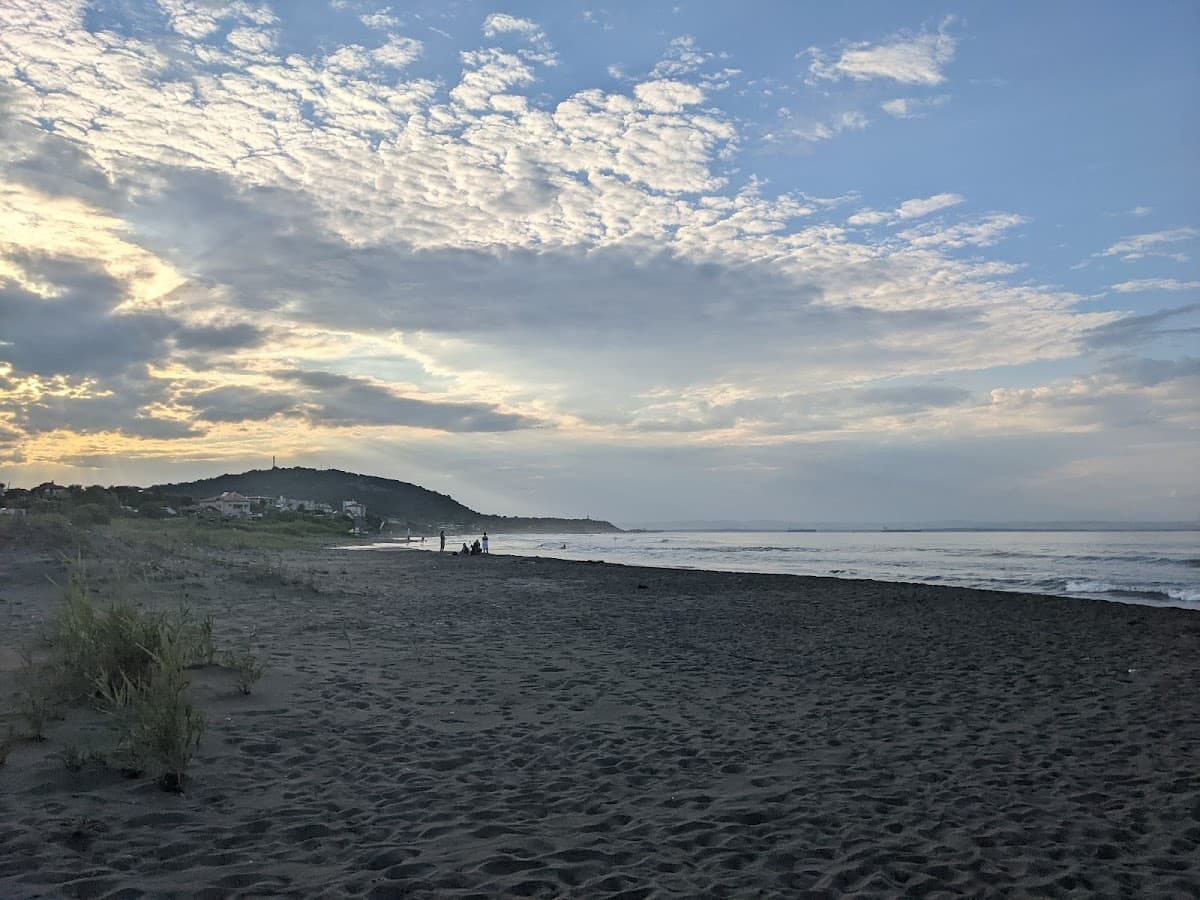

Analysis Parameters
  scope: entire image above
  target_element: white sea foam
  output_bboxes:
[1064,580,1199,605]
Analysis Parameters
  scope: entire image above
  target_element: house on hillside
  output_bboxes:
[198,491,252,518]
[342,500,366,519]
[33,482,69,498]
[277,496,327,513]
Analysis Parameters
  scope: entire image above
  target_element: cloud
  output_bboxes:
[483,13,544,40]
[771,111,869,144]
[980,356,1200,437]
[373,36,423,69]
[1098,228,1198,261]
[173,321,269,350]
[0,362,199,441]
[0,256,174,377]
[633,79,705,113]
[848,193,964,227]
[651,35,713,79]
[184,385,299,423]
[1110,278,1200,293]
[0,0,1166,492]
[226,26,276,55]
[481,12,555,62]
[881,94,949,119]
[895,193,964,220]
[360,10,401,31]
[1083,303,1200,348]
[808,29,956,86]
[273,370,540,431]
[897,213,1026,248]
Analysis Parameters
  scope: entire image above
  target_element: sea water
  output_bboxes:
[394,530,1199,610]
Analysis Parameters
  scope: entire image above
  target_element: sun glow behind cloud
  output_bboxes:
[0,1,1196,520]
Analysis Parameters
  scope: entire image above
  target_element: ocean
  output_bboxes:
[380,530,1200,610]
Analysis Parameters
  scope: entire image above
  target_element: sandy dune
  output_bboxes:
[1,540,1198,898]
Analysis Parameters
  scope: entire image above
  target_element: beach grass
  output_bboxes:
[0,513,85,552]
[7,555,269,791]
[108,516,351,552]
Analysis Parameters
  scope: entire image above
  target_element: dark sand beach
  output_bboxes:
[2,536,1198,898]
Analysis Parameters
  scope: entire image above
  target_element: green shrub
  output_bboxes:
[15,686,54,741]
[0,513,78,551]
[46,558,169,702]
[192,614,216,666]
[39,557,209,790]
[95,626,206,792]
[59,743,92,773]
[224,633,266,695]
[69,503,111,526]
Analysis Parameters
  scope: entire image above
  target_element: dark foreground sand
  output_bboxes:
[1,537,1199,898]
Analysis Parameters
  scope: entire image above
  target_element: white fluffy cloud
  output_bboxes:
[881,94,949,119]
[809,30,956,85]
[1099,228,1197,261]
[360,10,400,31]
[1110,278,1200,293]
[849,193,964,227]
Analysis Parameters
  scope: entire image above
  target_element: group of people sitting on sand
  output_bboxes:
[439,530,488,556]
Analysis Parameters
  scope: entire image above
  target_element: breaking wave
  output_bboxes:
[1064,580,1200,606]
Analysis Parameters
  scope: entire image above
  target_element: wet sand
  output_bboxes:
[1,538,1198,898]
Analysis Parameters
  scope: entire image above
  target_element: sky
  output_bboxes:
[0,1,1198,525]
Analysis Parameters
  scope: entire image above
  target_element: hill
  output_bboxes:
[153,467,620,534]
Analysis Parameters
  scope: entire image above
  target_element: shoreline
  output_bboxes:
[2,538,1198,896]
[337,539,1200,611]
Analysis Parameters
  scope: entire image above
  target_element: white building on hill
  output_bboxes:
[198,491,252,518]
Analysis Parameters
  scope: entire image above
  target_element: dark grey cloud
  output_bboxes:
[0,104,121,209]
[1105,355,1200,387]
[0,255,174,377]
[1,365,201,440]
[274,370,540,432]
[1084,303,1200,348]
[0,246,266,442]
[173,321,269,351]
[119,171,985,381]
[0,252,261,379]
[182,374,540,432]
[856,384,972,411]
[186,385,299,423]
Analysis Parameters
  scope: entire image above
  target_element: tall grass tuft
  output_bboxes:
[224,632,266,696]
[15,687,53,741]
[193,614,217,666]
[39,556,207,790]
[45,561,168,700]
[95,625,206,792]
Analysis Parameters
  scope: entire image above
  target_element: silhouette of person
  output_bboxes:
[482,532,489,554]
[439,530,445,552]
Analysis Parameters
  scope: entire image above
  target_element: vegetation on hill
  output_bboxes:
[154,467,619,533]
[1,469,619,534]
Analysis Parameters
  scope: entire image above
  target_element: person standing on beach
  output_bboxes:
[439,530,445,552]
[482,532,489,554]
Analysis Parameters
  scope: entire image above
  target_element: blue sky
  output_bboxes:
[0,1,1197,523]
